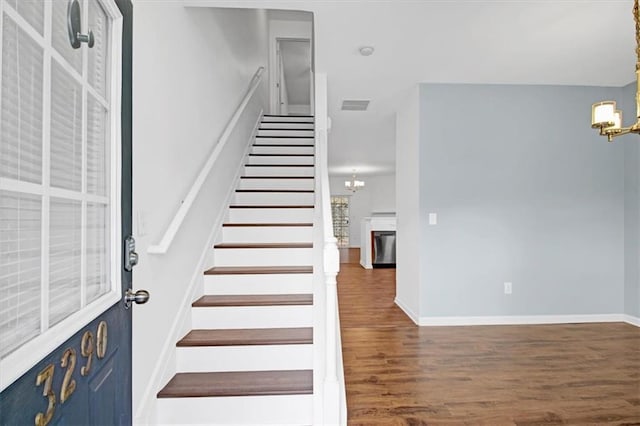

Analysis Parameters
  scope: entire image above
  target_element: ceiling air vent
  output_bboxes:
[341,100,370,111]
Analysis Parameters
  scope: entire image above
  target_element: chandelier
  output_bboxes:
[344,171,365,193]
[591,0,640,141]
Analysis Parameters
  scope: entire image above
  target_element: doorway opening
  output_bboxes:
[276,38,311,116]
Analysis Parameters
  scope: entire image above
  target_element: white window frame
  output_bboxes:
[0,0,123,391]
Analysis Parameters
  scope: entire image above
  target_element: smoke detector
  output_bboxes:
[359,46,375,56]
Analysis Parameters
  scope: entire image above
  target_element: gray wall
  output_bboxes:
[419,83,626,317]
[622,82,640,317]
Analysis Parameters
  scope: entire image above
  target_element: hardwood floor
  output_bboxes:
[337,249,640,425]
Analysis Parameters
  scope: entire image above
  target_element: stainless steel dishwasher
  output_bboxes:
[372,231,396,268]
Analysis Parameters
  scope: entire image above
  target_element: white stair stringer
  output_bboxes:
[156,115,317,425]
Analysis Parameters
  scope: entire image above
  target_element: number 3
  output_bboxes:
[35,364,55,426]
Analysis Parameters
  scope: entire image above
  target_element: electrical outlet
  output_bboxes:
[504,282,512,295]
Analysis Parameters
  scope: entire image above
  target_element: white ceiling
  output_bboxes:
[190,0,637,176]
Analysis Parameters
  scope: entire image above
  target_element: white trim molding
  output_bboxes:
[394,298,419,325]
[417,314,629,327]
[623,314,640,327]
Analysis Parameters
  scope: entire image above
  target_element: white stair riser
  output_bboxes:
[228,208,313,223]
[260,122,314,130]
[248,155,314,165]
[204,273,313,295]
[257,129,314,137]
[192,305,313,329]
[215,248,313,267]
[252,145,314,155]
[157,394,313,425]
[222,226,313,243]
[233,192,314,205]
[176,344,312,372]
[238,178,314,190]
[255,137,314,145]
[262,115,314,123]
[244,165,314,177]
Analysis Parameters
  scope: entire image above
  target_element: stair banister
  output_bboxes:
[314,72,346,425]
[148,66,265,254]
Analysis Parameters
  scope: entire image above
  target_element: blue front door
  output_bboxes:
[0,0,134,423]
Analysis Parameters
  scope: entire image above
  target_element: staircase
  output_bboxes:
[156,115,317,425]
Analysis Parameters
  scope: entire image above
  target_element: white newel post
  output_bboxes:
[323,236,340,424]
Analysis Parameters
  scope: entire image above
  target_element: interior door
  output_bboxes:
[0,0,137,424]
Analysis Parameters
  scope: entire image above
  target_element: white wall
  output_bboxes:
[132,4,268,421]
[329,174,395,248]
[394,86,421,322]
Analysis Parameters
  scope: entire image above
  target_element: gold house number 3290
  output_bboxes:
[34,321,108,426]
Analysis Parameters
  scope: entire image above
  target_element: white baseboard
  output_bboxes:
[134,110,263,424]
[394,298,419,325]
[623,314,640,327]
[417,314,627,327]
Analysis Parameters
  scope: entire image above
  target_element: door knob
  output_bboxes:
[124,289,149,309]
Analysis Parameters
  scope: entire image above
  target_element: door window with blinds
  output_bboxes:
[0,0,121,363]
[330,196,350,248]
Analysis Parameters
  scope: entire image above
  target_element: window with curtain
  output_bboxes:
[0,0,115,359]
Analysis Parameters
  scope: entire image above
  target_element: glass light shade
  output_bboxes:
[609,110,623,130]
[592,101,616,128]
[354,180,365,188]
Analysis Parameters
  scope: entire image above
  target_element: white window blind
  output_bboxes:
[88,0,109,98]
[52,0,81,72]
[0,191,41,356]
[5,0,44,35]
[50,61,82,191]
[0,0,115,361]
[1,15,43,184]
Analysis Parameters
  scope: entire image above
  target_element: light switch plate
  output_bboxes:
[429,213,437,225]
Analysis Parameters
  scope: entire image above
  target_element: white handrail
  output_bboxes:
[148,66,265,254]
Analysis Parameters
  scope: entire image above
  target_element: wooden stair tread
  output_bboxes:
[235,189,314,193]
[240,176,314,179]
[263,114,314,117]
[252,144,314,147]
[223,223,313,227]
[255,135,314,139]
[245,164,313,167]
[204,266,313,275]
[214,243,312,249]
[177,328,313,347]
[157,370,313,398]
[193,294,313,307]
[259,127,313,130]
[249,153,314,157]
[229,205,313,209]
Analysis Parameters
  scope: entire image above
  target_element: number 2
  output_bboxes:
[60,348,77,403]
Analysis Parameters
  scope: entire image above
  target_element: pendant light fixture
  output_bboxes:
[344,170,365,193]
[591,0,640,141]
